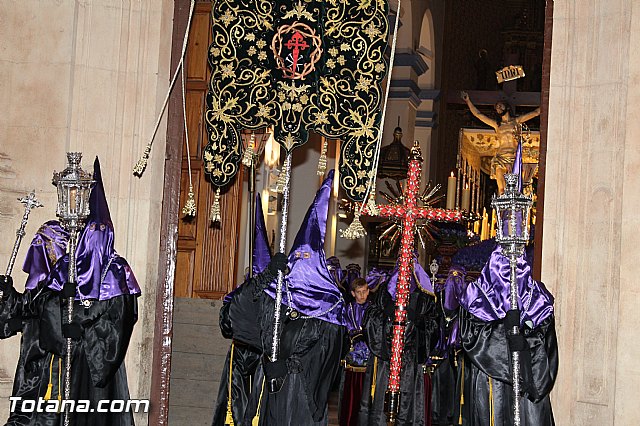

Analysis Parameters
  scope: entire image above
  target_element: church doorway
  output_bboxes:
[149,1,554,424]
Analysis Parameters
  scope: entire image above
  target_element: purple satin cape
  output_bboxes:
[46,219,140,300]
[22,221,69,290]
[264,170,347,326]
[346,300,369,333]
[24,157,141,300]
[365,267,390,291]
[459,245,554,328]
[386,256,434,300]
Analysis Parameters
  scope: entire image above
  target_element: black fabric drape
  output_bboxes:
[227,272,345,425]
[357,289,439,426]
[458,309,558,426]
[0,285,138,426]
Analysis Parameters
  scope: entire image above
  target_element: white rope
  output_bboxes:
[181,53,193,192]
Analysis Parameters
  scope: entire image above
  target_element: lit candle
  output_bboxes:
[446,171,456,210]
[490,212,496,237]
[69,186,78,214]
[461,183,470,212]
[481,208,488,240]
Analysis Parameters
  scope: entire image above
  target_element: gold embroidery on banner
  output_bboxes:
[204,0,389,201]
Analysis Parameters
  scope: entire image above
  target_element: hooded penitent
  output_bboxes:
[32,158,140,300]
[264,169,346,326]
[433,265,467,357]
[5,156,139,426]
[223,194,272,304]
[459,246,554,328]
[214,194,268,426]
[386,254,434,300]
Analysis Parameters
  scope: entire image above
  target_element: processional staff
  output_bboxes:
[53,153,94,426]
[491,133,532,426]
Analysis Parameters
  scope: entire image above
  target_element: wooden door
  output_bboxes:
[175,2,243,299]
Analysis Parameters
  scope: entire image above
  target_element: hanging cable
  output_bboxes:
[133,0,196,177]
[181,45,196,217]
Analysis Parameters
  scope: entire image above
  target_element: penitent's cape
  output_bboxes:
[0,157,139,426]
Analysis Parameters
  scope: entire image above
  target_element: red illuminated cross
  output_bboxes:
[362,142,461,409]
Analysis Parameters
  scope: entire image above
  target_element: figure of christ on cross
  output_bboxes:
[361,141,461,422]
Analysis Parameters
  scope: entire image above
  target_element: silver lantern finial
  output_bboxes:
[490,172,533,426]
[53,152,94,230]
[491,173,532,258]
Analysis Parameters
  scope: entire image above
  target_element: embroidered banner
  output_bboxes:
[204,0,389,201]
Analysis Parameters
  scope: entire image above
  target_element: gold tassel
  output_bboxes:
[44,355,54,401]
[57,358,62,403]
[488,377,495,426]
[459,356,464,425]
[340,211,367,239]
[224,342,235,425]
[316,139,328,176]
[275,161,289,194]
[242,133,256,167]
[370,356,378,402]
[132,144,152,177]
[182,185,197,217]
[252,378,266,426]
[210,188,222,223]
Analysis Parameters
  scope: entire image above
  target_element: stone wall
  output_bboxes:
[0,1,174,424]
[543,1,640,424]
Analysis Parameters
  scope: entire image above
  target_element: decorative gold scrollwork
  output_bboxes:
[204,0,389,201]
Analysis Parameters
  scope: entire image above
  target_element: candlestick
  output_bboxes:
[446,172,456,210]
[461,183,470,212]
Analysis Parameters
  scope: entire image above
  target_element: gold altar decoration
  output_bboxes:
[459,128,540,191]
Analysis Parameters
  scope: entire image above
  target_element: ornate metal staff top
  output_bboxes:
[5,191,43,278]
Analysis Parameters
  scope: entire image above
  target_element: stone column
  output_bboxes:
[0,1,173,424]
[542,0,640,424]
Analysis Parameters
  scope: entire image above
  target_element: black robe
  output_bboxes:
[211,302,262,426]
[0,284,137,426]
[431,294,462,426]
[226,274,346,426]
[358,289,439,426]
[457,310,557,426]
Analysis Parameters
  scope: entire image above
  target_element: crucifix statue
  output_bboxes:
[361,141,460,422]
[460,90,540,194]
